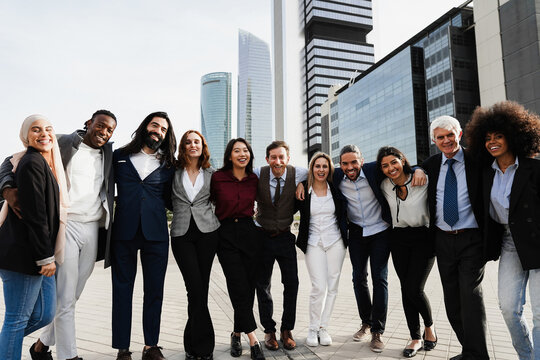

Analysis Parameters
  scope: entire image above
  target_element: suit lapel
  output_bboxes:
[176,168,191,202]
[509,157,530,216]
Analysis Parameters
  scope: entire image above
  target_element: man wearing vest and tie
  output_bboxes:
[254,141,307,352]
[422,116,489,360]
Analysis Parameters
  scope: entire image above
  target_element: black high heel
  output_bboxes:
[423,331,437,351]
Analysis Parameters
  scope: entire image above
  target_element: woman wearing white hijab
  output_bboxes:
[0,114,69,360]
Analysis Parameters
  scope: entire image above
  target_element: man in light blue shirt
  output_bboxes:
[422,116,488,360]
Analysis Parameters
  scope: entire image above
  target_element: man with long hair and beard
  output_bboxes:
[110,112,176,360]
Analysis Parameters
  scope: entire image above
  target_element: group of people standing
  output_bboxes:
[0,99,539,360]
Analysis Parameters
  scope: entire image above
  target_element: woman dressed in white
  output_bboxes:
[296,152,348,347]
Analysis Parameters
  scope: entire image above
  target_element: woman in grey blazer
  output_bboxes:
[171,130,220,360]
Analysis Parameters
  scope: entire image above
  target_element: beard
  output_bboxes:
[143,129,164,151]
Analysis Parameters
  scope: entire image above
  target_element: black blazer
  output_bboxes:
[332,161,392,226]
[482,156,540,270]
[0,147,60,275]
[296,180,348,253]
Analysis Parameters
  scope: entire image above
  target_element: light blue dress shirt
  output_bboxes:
[489,157,518,225]
[339,169,389,236]
[435,147,479,231]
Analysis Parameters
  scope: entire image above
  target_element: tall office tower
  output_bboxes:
[238,29,273,167]
[300,0,375,159]
[201,72,232,168]
[475,0,540,114]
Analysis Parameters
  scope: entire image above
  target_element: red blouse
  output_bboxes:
[211,170,258,221]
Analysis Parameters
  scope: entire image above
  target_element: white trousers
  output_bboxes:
[305,240,346,331]
[40,220,99,359]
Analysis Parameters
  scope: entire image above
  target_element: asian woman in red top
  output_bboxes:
[210,138,265,360]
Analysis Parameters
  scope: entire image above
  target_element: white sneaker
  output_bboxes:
[319,328,332,346]
[306,329,319,347]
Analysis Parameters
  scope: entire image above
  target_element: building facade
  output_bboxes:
[238,29,273,167]
[300,0,375,159]
[475,0,540,114]
[322,4,479,164]
[200,72,232,168]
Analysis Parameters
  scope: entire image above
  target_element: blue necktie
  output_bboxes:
[444,158,459,227]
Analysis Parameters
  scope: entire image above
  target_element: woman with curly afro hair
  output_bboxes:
[465,100,540,360]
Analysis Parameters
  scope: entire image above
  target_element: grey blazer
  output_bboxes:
[170,167,220,237]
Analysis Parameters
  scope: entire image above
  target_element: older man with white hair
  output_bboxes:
[422,116,489,360]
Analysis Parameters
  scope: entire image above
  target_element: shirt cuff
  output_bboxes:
[36,256,55,266]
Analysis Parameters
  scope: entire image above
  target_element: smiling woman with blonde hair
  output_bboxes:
[0,114,69,360]
[296,152,348,348]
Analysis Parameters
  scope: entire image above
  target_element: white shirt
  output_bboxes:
[182,168,204,202]
[66,142,104,222]
[308,184,342,248]
[130,149,160,180]
[339,169,389,236]
[380,175,429,228]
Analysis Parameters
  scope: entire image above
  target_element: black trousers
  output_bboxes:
[217,218,262,333]
[390,227,435,340]
[111,224,169,349]
[171,218,219,357]
[436,228,489,360]
[255,229,299,333]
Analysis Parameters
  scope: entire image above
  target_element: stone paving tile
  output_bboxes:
[0,250,526,359]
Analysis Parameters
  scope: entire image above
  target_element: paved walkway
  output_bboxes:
[1,249,525,360]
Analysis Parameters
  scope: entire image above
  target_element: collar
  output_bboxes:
[271,167,287,181]
[442,146,463,165]
[139,148,161,157]
[491,157,519,172]
[308,182,330,195]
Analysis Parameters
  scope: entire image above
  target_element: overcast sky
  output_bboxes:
[0,0,466,161]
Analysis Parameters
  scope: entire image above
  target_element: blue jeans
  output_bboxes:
[348,226,390,333]
[0,269,56,360]
[498,229,540,360]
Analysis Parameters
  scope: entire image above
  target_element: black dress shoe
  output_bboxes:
[200,354,213,360]
[422,331,437,351]
[185,352,196,360]
[29,342,53,360]
[230,332,242,357]
[250,342,265,360]
[403,348,418,358]
[450,354,463,360]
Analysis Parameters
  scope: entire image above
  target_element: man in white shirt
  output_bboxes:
[0,110,117,360]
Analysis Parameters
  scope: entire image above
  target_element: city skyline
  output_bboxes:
[1,0,467,162]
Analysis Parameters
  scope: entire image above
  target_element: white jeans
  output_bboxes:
[40,220,99,359]
[305,240,346,331]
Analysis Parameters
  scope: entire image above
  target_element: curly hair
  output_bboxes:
[177,130,211,169]
[465,101,540,162]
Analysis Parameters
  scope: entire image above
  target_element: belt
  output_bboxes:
[258,227,291,238]
[438,228,471,235]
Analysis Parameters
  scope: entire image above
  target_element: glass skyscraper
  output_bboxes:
[237,29,273,168]
[322,5,479,164]
[300,0,375,158]
[201,72,232,168]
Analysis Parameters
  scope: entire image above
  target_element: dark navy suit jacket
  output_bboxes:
[112,150,174,242]
[332,161,392,227]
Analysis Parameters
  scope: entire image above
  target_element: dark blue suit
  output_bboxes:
[333,161,391,334]
[111,149,174,349]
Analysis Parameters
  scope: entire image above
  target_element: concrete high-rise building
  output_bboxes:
[238,29,273,167]
[474,0,540,114]
[201,72,232,168]
[300,0,375,159]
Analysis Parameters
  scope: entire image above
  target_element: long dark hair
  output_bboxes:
[118,111,176,168]
[219,138,254,173]
[376,146,413,175]
[177,130,211,169]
